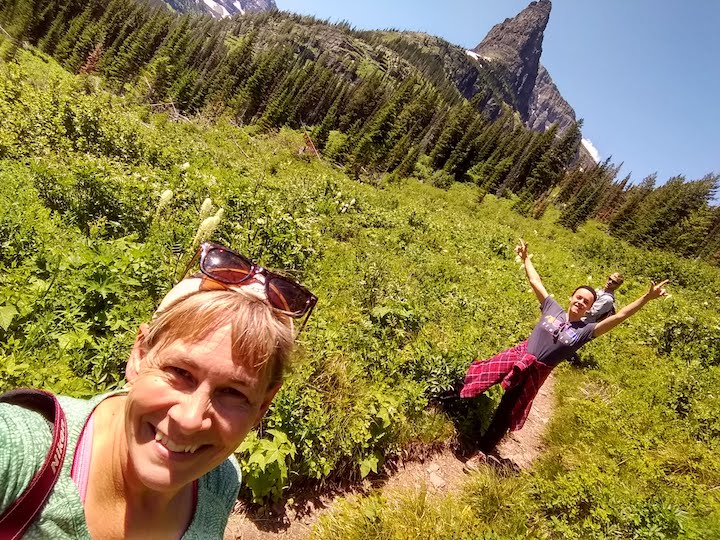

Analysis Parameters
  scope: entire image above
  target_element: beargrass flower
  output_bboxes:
[199,198,213,221]
[192,208,224,248]
[157,189,173,212]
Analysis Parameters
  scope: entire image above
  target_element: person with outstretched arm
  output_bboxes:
[459,239,668,467]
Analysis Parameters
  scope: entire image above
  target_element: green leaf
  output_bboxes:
[359,454,379,478]
[267,429,289,445]
[0,304,18,331]
[248,451,267,471]
[376,406,390,427]
[264,447,284,466]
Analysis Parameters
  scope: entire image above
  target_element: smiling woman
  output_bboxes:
[0,243,311,539]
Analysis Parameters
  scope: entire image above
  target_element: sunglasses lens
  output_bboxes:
[267,277,311,316]
[203,248,253,284]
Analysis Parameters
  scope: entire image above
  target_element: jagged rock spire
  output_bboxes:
[473,0,551,121]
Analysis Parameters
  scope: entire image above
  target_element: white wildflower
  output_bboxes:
[157,189,173,212]
[192,208,224,248]
[153,189,173,226]
[199,198,213,221]
[180,162,190,170]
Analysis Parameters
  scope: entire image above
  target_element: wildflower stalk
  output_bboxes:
[191,208,224,249]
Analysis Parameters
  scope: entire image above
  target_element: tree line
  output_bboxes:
[0,0,717,264]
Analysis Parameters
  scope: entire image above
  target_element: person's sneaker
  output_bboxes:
[486,454,520,474]
[487,454,503,468]
[462,451,487,473]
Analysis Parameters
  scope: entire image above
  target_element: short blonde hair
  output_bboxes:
[145,288,294,387]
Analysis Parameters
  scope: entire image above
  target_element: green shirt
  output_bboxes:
[0,392,241,539]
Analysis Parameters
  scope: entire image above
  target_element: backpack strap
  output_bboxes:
[0,389,67,540]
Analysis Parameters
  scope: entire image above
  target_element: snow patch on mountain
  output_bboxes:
[203,0,230,18]
[582,138,600,163]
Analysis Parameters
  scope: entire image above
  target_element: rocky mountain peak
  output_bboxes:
[527,64,575,132]
[472,0,551,122]
[164,0,276,19]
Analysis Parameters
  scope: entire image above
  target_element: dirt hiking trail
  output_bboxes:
[224,373,556,540]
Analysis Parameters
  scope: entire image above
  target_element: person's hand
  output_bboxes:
[515,239,529,261]
[645,279,669,300]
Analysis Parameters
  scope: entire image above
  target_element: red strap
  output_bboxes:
[0,389,67,540]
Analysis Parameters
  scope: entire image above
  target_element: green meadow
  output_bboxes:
[1,45,719,538]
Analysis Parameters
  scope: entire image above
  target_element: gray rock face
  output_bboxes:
[471,1,594,165]
[472,0,551,121]
[527,64,575,133]
[237,0,276,13]
[174,0,276,19]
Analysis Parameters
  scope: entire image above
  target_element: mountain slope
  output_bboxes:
[164,0,275,18]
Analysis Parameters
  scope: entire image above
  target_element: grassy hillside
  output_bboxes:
[1,44,719,537]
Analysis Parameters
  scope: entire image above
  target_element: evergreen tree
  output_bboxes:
[525,121,582,196]
[78,42,103,74]
[347,77,416,170]
[595,173,630,222]
[312,84,346,151]
[428,103,475,170]
[608,174,657,240]
[663,204,715,258]
[558,177,610,232]
[638,174,720,249]
[500,124,557,195]
[442,115,487,180]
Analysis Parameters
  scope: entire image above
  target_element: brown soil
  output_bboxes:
[224,373,556,540]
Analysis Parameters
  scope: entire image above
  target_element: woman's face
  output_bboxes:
[568,289,595,318]
[124,322,279,493]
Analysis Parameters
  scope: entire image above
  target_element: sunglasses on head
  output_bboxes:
[182,242,317,334]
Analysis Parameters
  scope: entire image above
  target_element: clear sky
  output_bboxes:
[277,0,719,189]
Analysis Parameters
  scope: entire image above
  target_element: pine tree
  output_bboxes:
[595,173,630,222]
[347,77,416,170]
[663,204,715,258]
[312,84,346,150]
[78,42,103,74]
[428,103,474,170]
[233,47,292,124]
[523,121,582,198]
[501,124,558,194]
[558,178,609,232]
[442,115,487,180]
[608,174,657,241]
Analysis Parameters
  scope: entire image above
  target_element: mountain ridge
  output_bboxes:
[160,0,594,166]
[164,0,276,18]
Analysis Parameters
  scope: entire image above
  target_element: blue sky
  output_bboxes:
[277,0,719,189]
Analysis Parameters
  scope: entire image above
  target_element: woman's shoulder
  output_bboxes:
[0,402,53,512]
[540,295,562,313]
[185,456,241,538]
[199,455,242,501]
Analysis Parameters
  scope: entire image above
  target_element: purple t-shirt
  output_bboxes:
[527,296,597,367]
